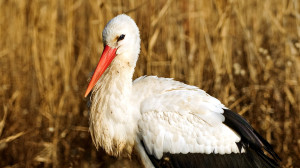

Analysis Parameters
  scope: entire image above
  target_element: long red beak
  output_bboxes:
[84,45,117,97]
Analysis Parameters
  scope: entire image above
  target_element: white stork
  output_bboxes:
[84,14,280,168]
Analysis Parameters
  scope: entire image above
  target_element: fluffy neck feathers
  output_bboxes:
[89,57,138,157]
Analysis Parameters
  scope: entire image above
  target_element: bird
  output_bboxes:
[84,14,280,168]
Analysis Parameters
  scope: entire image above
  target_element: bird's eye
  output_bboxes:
[117,34,125,42]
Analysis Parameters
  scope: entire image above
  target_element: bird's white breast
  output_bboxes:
[89,62,139,157]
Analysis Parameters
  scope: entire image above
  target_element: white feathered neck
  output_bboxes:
[89,14,141,157]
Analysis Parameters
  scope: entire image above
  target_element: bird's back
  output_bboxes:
[132,76,280,168]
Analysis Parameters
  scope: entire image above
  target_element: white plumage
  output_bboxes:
[85,14,280,168]
[134,76,241,159]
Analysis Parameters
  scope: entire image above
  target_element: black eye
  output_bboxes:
[117,34,125,42]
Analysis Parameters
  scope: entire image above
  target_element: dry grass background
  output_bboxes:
[0,0,299,167]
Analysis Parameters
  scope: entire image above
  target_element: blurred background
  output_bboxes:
[0,0,299,167]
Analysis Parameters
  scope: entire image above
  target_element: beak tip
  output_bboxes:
[84,90,90,98]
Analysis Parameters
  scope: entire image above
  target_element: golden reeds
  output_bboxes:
[0,0,299,167]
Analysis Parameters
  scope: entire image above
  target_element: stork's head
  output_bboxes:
[85,14,140,97]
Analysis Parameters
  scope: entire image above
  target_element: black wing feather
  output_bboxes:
[144,150,271,168]
[223,109,280,162]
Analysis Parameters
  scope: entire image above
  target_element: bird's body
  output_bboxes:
[85,14,280,168]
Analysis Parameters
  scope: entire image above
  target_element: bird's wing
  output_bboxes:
[133,76,280,168]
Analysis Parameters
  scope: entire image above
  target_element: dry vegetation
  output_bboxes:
[0,0,299,167]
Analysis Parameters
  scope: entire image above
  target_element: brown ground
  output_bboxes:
[0,0,299,167]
